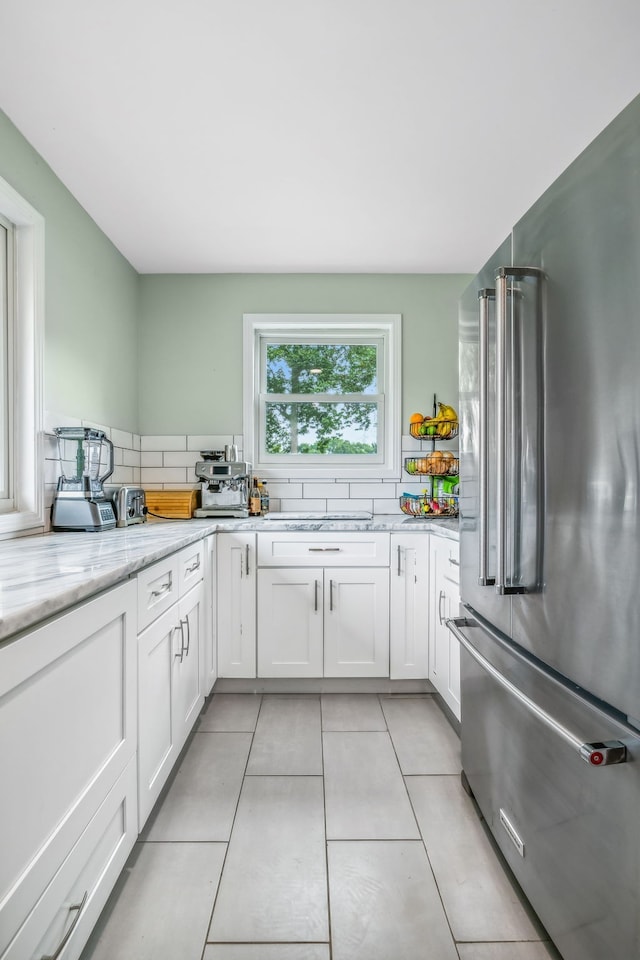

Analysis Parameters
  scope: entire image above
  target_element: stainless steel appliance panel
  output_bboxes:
[509,95,640,723]
[459,236,513,639]
[457,616,640,960]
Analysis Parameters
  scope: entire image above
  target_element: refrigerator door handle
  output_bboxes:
[447,617,628,766]
[478,288,495,586]
[495,266,544,595]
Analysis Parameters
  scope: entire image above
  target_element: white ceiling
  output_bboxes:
[0,1,639,275]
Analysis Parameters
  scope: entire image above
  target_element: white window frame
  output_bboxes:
[243,314,401,479]
[0,174,45,537]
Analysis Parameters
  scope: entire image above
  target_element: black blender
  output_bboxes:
[51,427,117,531]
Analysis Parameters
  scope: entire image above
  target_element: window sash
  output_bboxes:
[243,313,401,480]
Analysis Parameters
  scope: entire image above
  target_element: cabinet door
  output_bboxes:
[217,533,256,678]
[324,567,390,677]
[0,581,137,955]
[257,568,323,677]
[137,604,181,828]
[429,537,461,719]
[389,534,429,679]
[174,581,204,750]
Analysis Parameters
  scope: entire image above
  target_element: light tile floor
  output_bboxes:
[81,693,562,960]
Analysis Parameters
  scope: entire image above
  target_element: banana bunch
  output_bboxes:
[435,401,458,438]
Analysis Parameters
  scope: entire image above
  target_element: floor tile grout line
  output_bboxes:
[402,768,464,958]
[319,694,334,960]
[200,691,264,952]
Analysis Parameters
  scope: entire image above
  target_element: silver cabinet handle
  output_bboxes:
[245,543,250,577]
[181,615,190,656]
[41,890,89,960]
[449,556,459,567]
[174,623,185,661]
[150,577,172,599]
[478,288,495,587]
[314,579,319,612]
[397,544,403,577]
[329,579,334,611]
[308,547,341,552]
[438,589,445,625]
[447,617,628,766]
[185,557,201,574]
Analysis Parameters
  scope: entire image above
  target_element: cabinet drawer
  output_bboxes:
[258,532,390,567]
[0,581,137,955]
[177,541,204,595]
[1,757,138,960]
[137,554,180,630]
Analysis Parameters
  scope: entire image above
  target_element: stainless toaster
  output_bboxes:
[106,486,147,527]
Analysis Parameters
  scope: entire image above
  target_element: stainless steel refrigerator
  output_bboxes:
[451,93,640,960]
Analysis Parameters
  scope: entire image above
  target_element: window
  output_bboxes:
[0,175,44,536]
[244,314,401,479]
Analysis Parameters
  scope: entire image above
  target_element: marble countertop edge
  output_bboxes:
[0,515,459,644]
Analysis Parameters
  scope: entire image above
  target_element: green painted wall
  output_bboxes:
[138,273,471,435]
[0,109,140,432]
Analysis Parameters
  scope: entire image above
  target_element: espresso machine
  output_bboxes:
[193,451,252,518]
[51,427,117,531]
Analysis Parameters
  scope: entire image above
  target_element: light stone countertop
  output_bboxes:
[0,514,458,644]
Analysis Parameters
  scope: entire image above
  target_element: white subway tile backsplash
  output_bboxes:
[264,481,303,500]
[111,428,133,449]
[141,451,163,468]
[327,498,374,513]
[374,497,402,514]
[111,466,135,484]
[163,451,200,469]
[123,448,141,468]
[141,467,189,484]
[132,434,141,451]
[278,498,326,513]
[141,435,186,452]
[302,482,350,499]
[349,483,394,500]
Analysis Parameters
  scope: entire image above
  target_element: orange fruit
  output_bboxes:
[409,412,424,424]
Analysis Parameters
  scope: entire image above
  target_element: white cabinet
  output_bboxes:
[256,532,390,678]
[429,536,461,719]
[323,567,390,677]
[389,533,430,679]
[137,546,205,829]
[0,580,137,959]
[257,567,324,677]
[258,566,390,678]
[217,532,256,678]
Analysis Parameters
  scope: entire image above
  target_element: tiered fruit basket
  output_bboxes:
[400,397,460,518]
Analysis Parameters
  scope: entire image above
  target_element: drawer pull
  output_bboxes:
[150,578,172,600]
[449,556,460,567]
[308,547,341,552]
[185,557,201,574]
[41,890,88,960]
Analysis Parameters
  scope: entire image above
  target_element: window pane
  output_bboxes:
[265,401,378,454]
[266,343,378,395]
